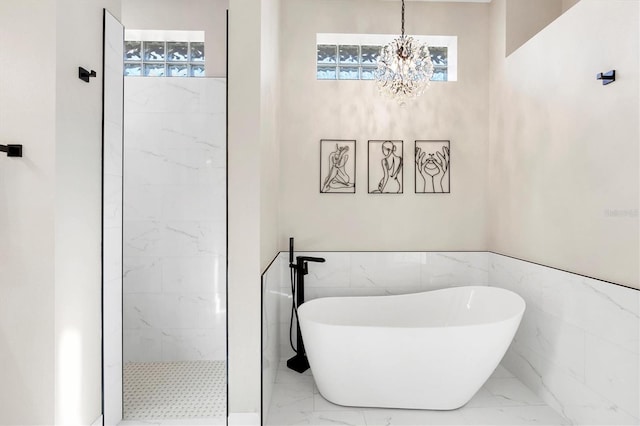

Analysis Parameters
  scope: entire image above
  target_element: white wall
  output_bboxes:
[54,1,121,424]
[489,0,639,288]
[122,0,228,77]
[0,1,56,424]
[228,0,282,416]
[260,0,282,269]
[0,1,121,424]
[278,0,490,252]
[228,0,263,416]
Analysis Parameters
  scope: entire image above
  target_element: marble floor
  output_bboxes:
[266,361,571,426]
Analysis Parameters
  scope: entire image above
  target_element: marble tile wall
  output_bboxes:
[123,78,226,362]
[261,251,640,425]
[490,254,639,425]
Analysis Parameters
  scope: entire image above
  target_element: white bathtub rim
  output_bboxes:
[298,285,526,330]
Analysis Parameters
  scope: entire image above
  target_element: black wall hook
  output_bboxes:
[0,144,23,157]
[597,70,615,85]
[79,67,97,83]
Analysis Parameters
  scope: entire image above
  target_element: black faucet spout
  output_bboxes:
[296,256,326,263]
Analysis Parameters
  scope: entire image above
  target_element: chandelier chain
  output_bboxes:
[401,0,405,37]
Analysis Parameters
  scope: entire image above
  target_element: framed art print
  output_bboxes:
[320,139,356,193]
[368,140,403,194]
[415,140,450,193]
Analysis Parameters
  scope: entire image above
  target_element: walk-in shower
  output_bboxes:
[101,1,228,423]
[122,75,226,421]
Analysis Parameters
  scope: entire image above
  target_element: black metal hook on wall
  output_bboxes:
[0,144,23,157]
[597,70,615,86]
[79,67,97,83]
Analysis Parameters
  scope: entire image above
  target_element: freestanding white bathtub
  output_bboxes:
[298,286,525,410]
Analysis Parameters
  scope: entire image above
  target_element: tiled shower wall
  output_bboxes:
[123,78,226,362]
[262,251,639,425]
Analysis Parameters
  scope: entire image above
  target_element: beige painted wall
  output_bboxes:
[562,0,581,13]
[0,1,56,424]
[260,0,282,269]
[506,0,563,56]
[489,0,639,288]
[278,0,490,252]
[122,0,227,77]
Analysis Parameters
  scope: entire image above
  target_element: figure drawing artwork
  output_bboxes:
[320,139,356,193]
[368,140,403,194]
[415,140,450,193]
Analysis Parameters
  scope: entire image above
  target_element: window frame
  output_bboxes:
[316,33,458,82]
[124,30,206,78]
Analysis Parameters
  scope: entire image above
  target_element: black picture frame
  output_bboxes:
[368,140,404,194]
[415,140,451,194]
[320,139,356,193]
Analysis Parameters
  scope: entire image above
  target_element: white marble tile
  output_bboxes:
[124,293,165,329]
[123,256,162,294]
[268,379,314,413]
[585,333,639,419]
[162,184,223,221]
[490,365,515,379]
[458,406,571,425]
[162,256,223,293]
[104,174,123,228]
[123,329,162,362]
[161,328,225,361]
[542,274,640,354]
[349,252,422,289]
[162,294,224,329]
[489,254,544,306]
[124,184,163,221]
[104,119,123,177]
[513,305,586,382]
[468,377,545,407]
[502,343,638,425]
[104,226,123,283]
[273,410,368,426]
[423,252,489,288]
[103,11,123,425]
[124,220,163,257]
[201,78,226,115]
[161,221,219,256]
[301,252,351,288]
[490,253,640,424]
[363,408,469,425]
[123,78,226,365]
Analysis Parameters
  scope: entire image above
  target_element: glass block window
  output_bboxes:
[124,40,205,77]
[316,34,458,82]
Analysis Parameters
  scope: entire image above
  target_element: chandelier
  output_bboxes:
[376,0,434,104]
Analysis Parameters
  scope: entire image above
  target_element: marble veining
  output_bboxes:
[123,78,226,363]
[491,253,639,424]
